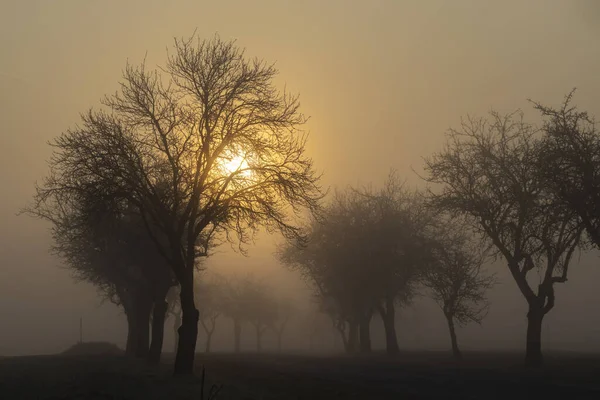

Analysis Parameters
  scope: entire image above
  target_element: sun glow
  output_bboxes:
[221,154,251,177]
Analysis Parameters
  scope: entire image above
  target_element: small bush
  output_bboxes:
[62,341,123,356]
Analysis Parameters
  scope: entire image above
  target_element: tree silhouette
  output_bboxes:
[244,280,278,352]
[30,33,322,374]
[423,223,496,359]
[25,187,175,362]
[220,275,254,353]
[271,298,295,352]
[195,275,224,353]
[534,90,600,250]
[358,173,430,355]
[423,111,584,367]
[280,173,425,355]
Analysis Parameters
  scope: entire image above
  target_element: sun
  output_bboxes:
[221,154,251,176]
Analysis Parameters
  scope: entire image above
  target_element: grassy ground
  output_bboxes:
[1,351,600,399]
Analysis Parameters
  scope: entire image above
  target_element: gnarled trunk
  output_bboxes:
[133,296,152,359]
[173,311,181,354]
[378,299,399,355]
[333,319,348,352]
[525,302,544,367]
[121,289,140,356]
[205,331,214,353]
[346,320,359,353]
[174,275,199,375]
[200,317,217,353]
[445,312,461,359]
[359,313,372,353]
[148,299,169,364]
[125,310,138,356]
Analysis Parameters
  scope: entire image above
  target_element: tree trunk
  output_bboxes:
[346,321,358,353]
[205,331,213,353]
[445,313,461,360]
[148,299,168,364]
[125,310,137,356]
[378,300,399,356]
[525,303,544,367]
[334,319,348,352]
[173,275,199,375]
[233,319,242,353]
[173,312,181,355]
[134,296,152,359]
[359,313,372,353]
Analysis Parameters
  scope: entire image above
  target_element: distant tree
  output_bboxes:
[423,111,584,367]
[279,196,364,353]
[271,298,295,352]
[221,275,253,352]
[244,281,278,352]
[195,274,224,353]
[358,174,431,355]
[315,293,356,353]
[533,90,600,250]
[423,223,496,359]
[280,173,426,355]
[30,34,322,374]
[302,301,333,352]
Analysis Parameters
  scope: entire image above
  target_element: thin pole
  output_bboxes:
[79,317,83,344]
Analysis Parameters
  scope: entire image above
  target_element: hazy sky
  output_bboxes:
[2,0,600,355]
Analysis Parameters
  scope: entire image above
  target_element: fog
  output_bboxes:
[2,0,600,359]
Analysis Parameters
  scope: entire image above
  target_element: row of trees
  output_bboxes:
[279,90,600,367]
[279,173,496,359]
[167,274,294,354]
[422,91,600,367]
[25,27,600,371]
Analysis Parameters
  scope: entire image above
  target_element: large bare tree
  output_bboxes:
[30,34,322,374]
[423,111,584,367]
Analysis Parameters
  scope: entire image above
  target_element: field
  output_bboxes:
[1,351,600,399]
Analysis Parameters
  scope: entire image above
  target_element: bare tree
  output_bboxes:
[195,275,223,353]
[423,111,584,367]
[24,187,176,362]
[279,197,365,353]
[220,275,254,353]
[280,173,426,355]
[359,173,430,355]
[271,298,295,352]
[240,278,277,352]
[30,34,322,374]
[533,90,600,250]
[423,223,496,359]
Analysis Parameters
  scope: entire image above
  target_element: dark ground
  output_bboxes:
[1,350,600,399]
